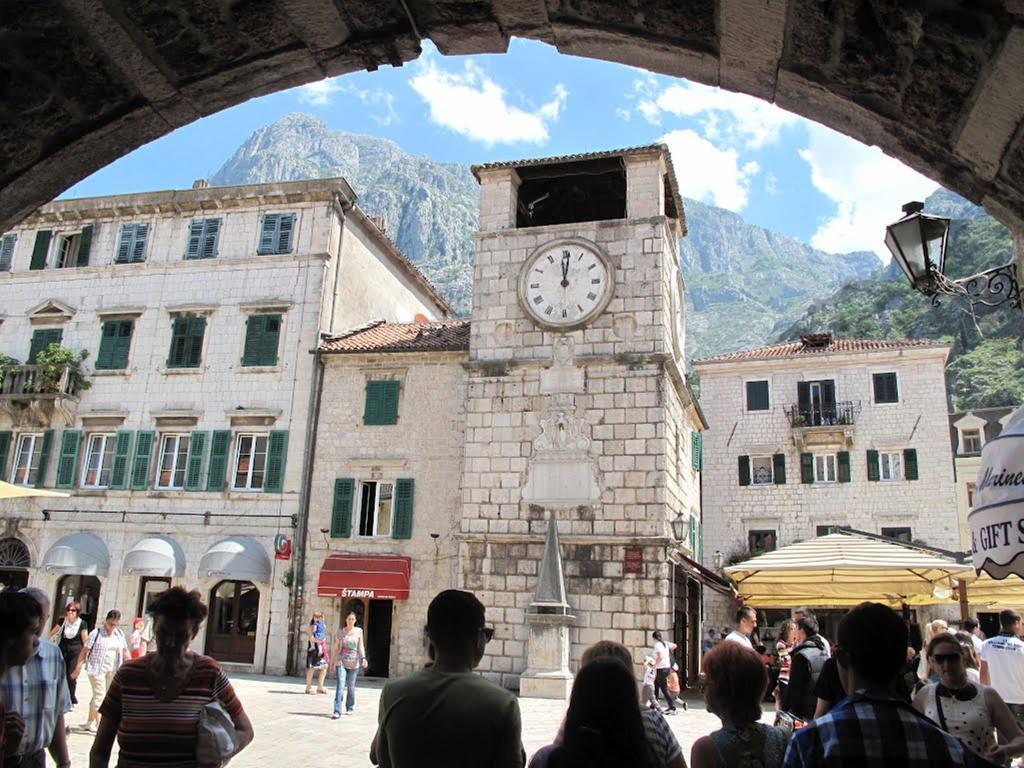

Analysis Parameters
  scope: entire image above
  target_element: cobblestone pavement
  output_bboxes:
[63,673,752,766]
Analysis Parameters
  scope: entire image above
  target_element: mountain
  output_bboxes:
[209,114,880,357]
[776,189,1024,410]
[210,113,478,314]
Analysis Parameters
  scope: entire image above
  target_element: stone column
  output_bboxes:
[477,167,521,232]
[519,509,575,699]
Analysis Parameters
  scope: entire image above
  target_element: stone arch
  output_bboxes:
[1,4,1023,273]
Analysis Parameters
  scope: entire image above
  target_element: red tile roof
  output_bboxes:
[694,335,947,364]
[320,320,471,354]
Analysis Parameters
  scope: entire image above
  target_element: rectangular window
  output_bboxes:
[11,434,44,486]
[0,233,15,271]
[816,525,837,537]
[364,380,400,425]
[232,433,268,491]
[967,482,976,508]
[961,429,982,454]
[872,372,899,404]
[167,315,206,369]
[814,454,838,483]
[879,451,903,481]
[881,527,912,544]
[257,213,296,255]
[750,456,774,485]
[81,433,115,489]
[155,434,190,490]
[95,320,134,370]
[357,481,394,537]
[241,314,282,367]
[115,223,150,264]
[27,328,62,364]
[748,530,777,554]
[185,218,222,260]
[55,232,83,268]
[745,380,770,411]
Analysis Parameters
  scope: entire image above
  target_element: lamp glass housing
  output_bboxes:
[884,204,950,293]
[671,512,690,542]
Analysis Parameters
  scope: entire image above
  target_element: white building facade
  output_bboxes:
[0,178,448,674]
[694,335,961,634]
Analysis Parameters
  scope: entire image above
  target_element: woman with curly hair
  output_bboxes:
[89,587,254,768]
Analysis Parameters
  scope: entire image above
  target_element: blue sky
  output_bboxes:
[62,38,939,259]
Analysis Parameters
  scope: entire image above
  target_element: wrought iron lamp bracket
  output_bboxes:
[925,262,1021,309]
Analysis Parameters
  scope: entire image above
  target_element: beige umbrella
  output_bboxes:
[0,480,70,499]
[724,533,974,608]
[956,572,1024,610]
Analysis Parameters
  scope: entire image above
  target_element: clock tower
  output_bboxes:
[461,146,708,693]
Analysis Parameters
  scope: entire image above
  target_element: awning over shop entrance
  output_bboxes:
[724,533,973,608]
[199,536,271,582]
[41,533,110,576]
[317,554,412,600]
[123,536,186,577]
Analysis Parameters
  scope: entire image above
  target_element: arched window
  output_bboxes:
[0,537,30,568]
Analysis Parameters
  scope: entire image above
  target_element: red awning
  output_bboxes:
[317,554,412,600]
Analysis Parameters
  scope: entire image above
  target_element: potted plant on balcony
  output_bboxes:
[792,413,806,426]
[35,344,91,395]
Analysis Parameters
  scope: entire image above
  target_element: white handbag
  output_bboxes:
[196,699,239,767]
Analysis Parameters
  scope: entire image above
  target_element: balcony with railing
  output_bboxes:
[0,364,79,425]
[785,400,861,449]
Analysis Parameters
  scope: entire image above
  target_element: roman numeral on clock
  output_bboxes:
[587,292,597,300]
[533,295,544,305]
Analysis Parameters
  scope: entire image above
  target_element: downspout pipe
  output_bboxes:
[288,348,326,675]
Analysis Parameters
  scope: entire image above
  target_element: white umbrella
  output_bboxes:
[0,480,70,499]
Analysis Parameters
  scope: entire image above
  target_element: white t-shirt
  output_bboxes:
[652,641,671,669]
[724,630,754,650]
[642,665,656,687]
[970,633,984,655]
[981,633,1024,704]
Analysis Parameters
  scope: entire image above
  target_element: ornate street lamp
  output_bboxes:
[885,201,1021,309]
[671,512,690,543]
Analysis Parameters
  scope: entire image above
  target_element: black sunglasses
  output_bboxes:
[932,653,962,664]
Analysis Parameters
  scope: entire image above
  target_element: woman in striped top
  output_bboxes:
[89,588,254,768]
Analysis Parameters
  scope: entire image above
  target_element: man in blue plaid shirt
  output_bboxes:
[1,588,72,768]
[784,602,993,768]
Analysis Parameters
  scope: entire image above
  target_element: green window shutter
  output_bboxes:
[206,430,232,491]
[0,234,15,271]
[96,322,116,369]
[186,316,206,367]
[96,321,132,370]
[184,430,209,491]
[392,478,415,539]
[691,431,703,471]
[241,315,265,366]
[0,431,11,480]
[738,455,750,486]
[904,448,919,481]
[28,329,62,364]
[115,224,134,263]
[167,317,188,368]
[108,431,134,489]
[55,429,82,488]
[130,224,149,262]
[260,315,281,366]
[263,430,288,492]
[867,450,880,482]
[837,451,851,483]
[258,215,277,254]
[800,452,814,484]
[331,478,355,537]
[30,230,51,270]
[76,224,93,267]
[129,431,155,490]
[185,220,204,260]
[277,214,295,253]
[381,380,399,424]
[364,381,383,425]
[35,429,54,488]
[773,453,786,485]
[201,219,221,259]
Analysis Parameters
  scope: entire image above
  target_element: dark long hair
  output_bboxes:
[549,658,655,768]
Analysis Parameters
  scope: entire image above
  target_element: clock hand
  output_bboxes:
[561,251,570,287]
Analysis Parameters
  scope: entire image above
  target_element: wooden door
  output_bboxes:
[206,580,259,663]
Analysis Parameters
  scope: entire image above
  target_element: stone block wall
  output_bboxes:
[305,352,468,677]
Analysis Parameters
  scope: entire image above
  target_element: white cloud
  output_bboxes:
[298,79,343,107]
[631,78,798,149]
[799,123,938,257]
[660,129,759,211]
[409,57,567,146]
[296,78,398,125]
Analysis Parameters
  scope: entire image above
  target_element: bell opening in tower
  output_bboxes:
[516,157,627,228]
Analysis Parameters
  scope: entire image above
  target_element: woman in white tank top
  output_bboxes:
[914,634,1024,764]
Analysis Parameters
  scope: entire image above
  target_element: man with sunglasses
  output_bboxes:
[370,590,525,768]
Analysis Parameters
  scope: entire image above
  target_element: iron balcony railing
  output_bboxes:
[0,364,74,397]
[785,400,861,428]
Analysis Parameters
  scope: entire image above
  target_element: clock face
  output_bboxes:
[519,239,613,329]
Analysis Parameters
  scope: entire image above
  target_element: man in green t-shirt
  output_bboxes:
[370,590,525,768]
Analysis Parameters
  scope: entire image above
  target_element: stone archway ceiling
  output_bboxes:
[2,0,1024,238]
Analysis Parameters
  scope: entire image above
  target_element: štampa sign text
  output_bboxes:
[971,405,1024,579]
